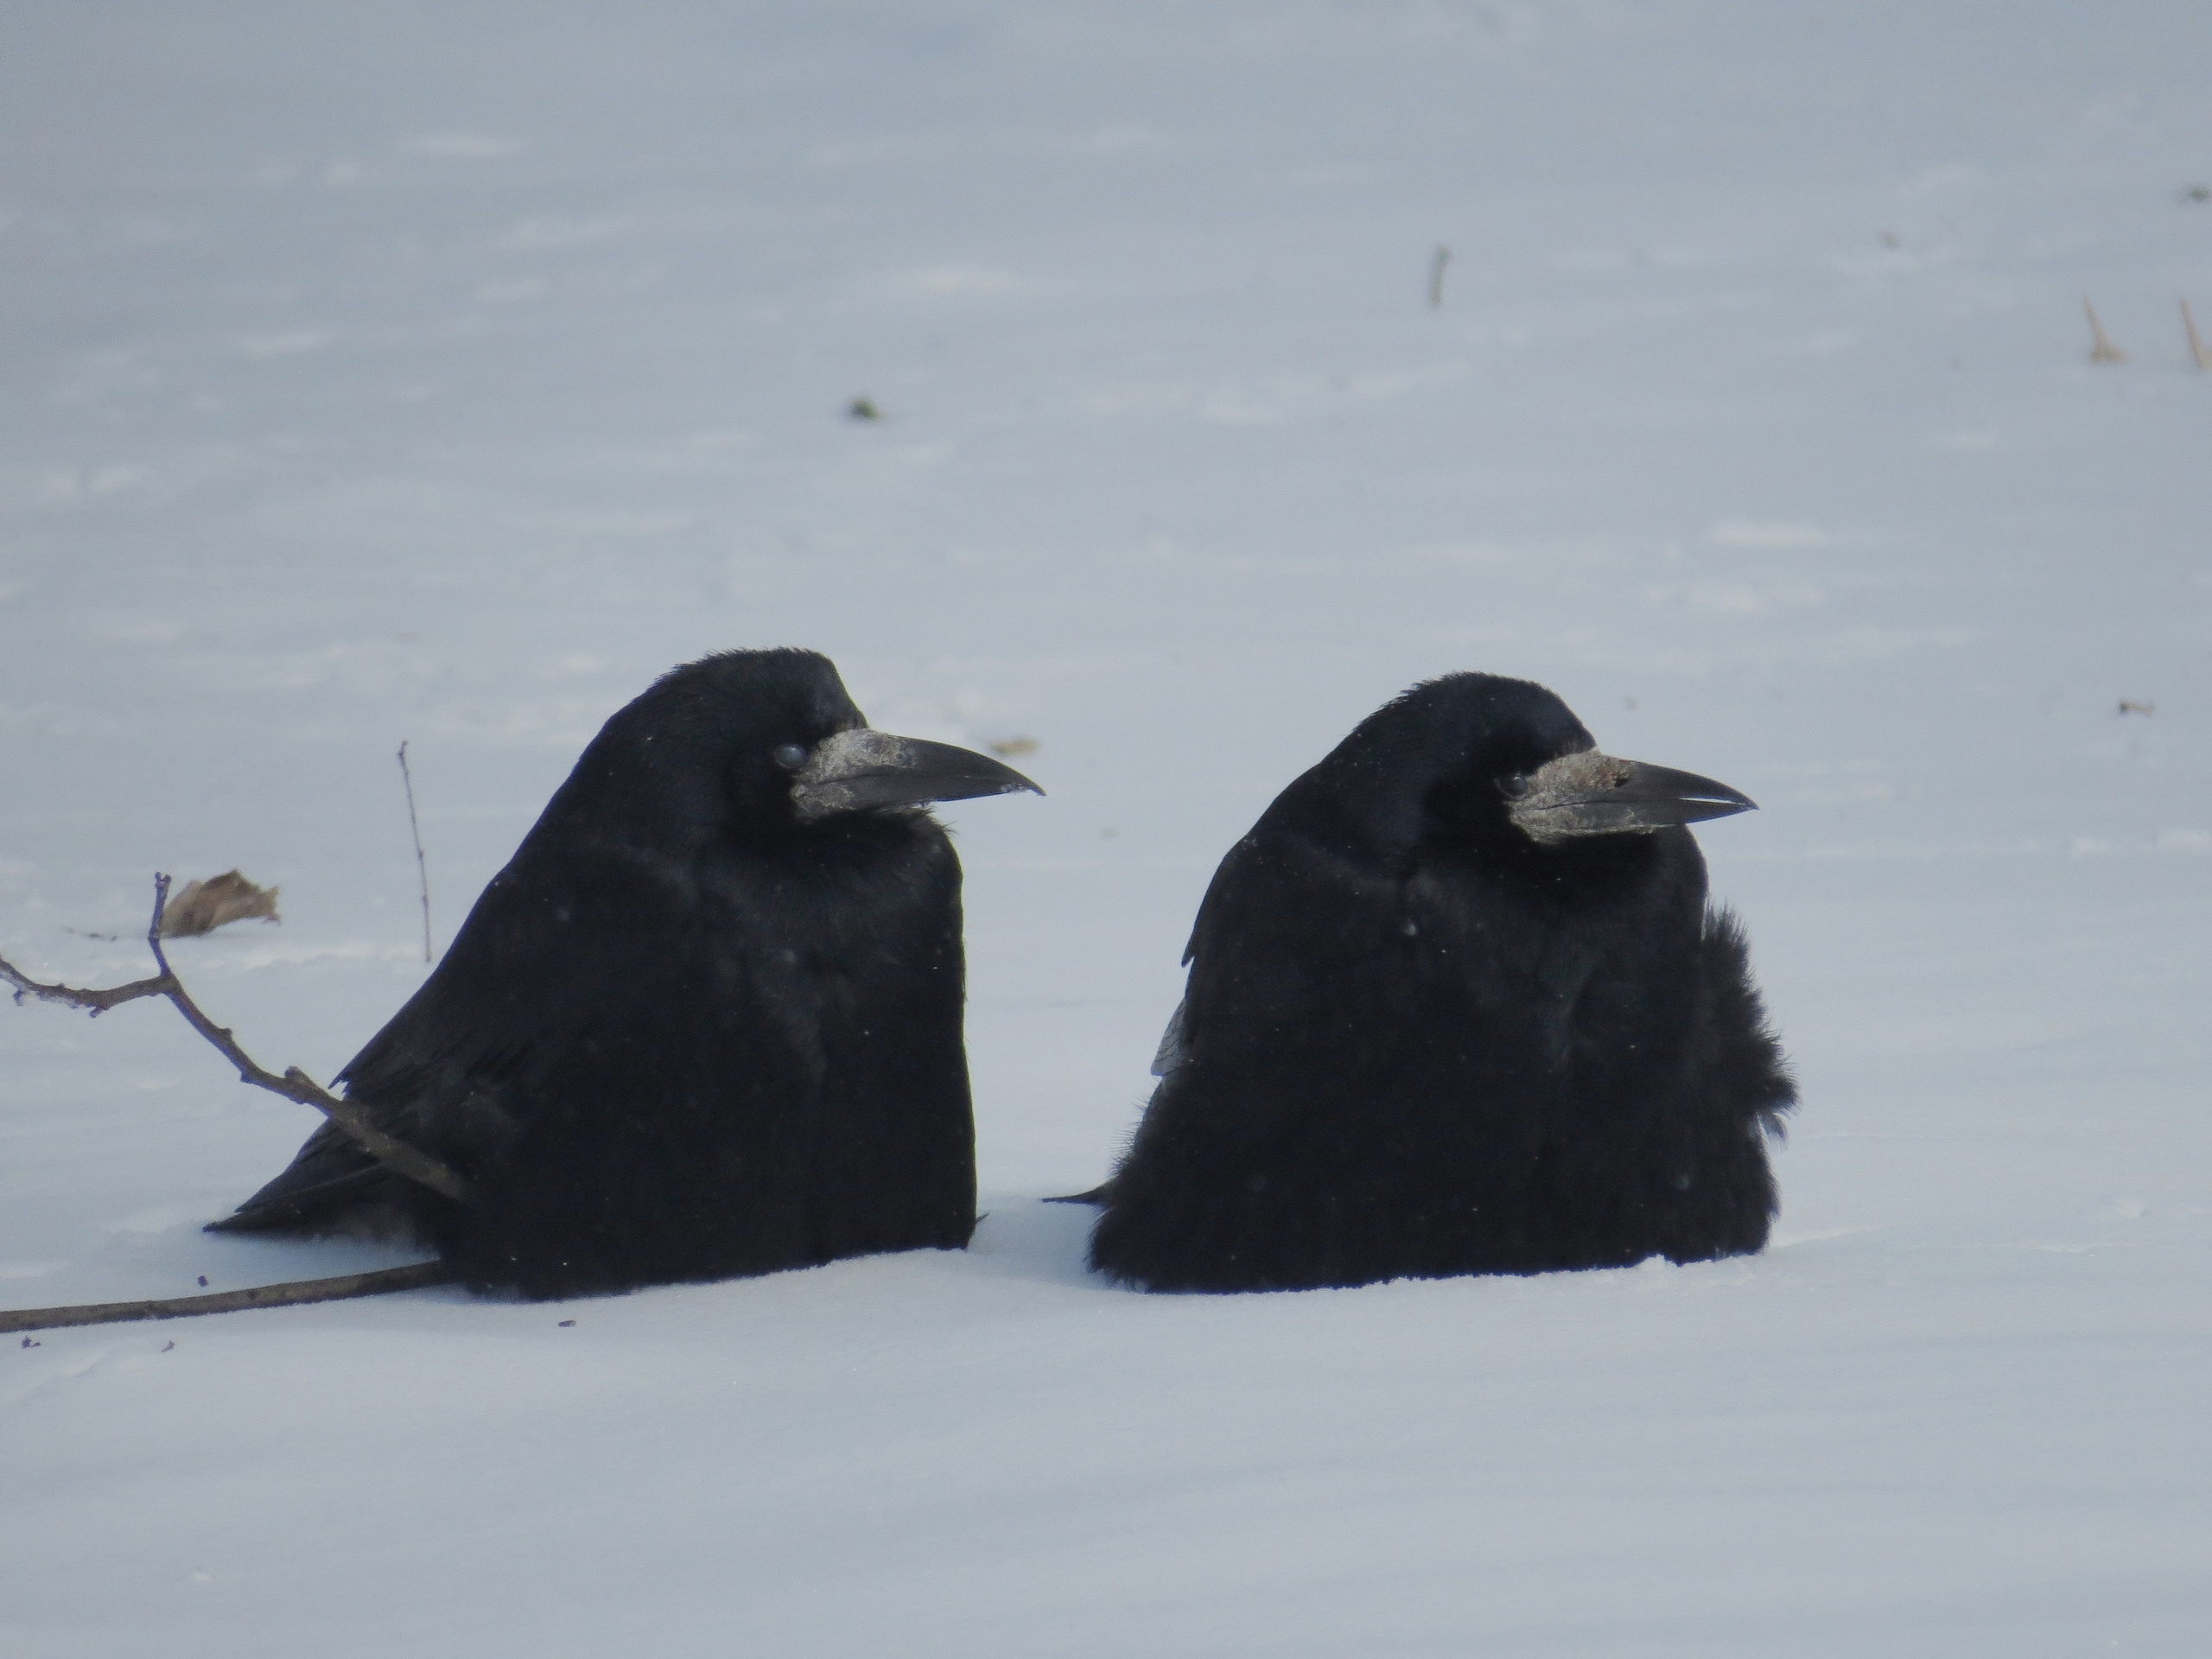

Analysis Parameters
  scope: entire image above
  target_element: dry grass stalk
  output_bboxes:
[398,741,434,961]
[2183,299,2210,371]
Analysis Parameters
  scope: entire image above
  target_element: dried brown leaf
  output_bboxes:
[159,871,281,938]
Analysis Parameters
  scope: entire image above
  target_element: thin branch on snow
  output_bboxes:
[2,1261,456,1336]
[0,874,471,1204]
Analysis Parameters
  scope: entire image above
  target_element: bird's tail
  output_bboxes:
[1042,1184,1111,1206]
[207,1118,428,1240]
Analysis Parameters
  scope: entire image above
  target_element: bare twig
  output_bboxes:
[2,1262,456,1335]
[1427,245,1451,309]
[397,741,434,962]
[1,874,470,1204]
[1,958,173,1012]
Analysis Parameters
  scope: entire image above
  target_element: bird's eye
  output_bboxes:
[772,742,810,771]
[1497,773,1530,800]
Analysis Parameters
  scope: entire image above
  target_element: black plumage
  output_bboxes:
[210,649,1039,1299]
[1080,672,1793,1293]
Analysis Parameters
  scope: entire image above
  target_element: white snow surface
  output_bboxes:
[3,3,2209,1652]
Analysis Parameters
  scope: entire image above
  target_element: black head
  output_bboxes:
[544,649,1040,851]
[1287,672,1752,862]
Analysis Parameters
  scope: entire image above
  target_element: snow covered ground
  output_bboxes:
[3,3,2209,1651]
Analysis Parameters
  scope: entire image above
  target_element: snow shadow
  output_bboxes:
[960,1193,1113,1292]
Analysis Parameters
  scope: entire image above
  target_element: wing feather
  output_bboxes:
[213,840,717,1230]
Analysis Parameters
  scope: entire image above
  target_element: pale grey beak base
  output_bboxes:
[791,728,1044,821]
[1509,750,1755,844]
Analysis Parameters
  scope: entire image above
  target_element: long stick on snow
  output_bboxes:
[0,875,470,1203]
[397,740,435,962]
[2,1262,456,1336]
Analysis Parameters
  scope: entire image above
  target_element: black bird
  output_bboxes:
[1075,672,1792,1293]
[210,649,1040,1299]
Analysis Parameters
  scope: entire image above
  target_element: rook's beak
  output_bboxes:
[791,728,1043,821]
[1509,750,1754,844]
